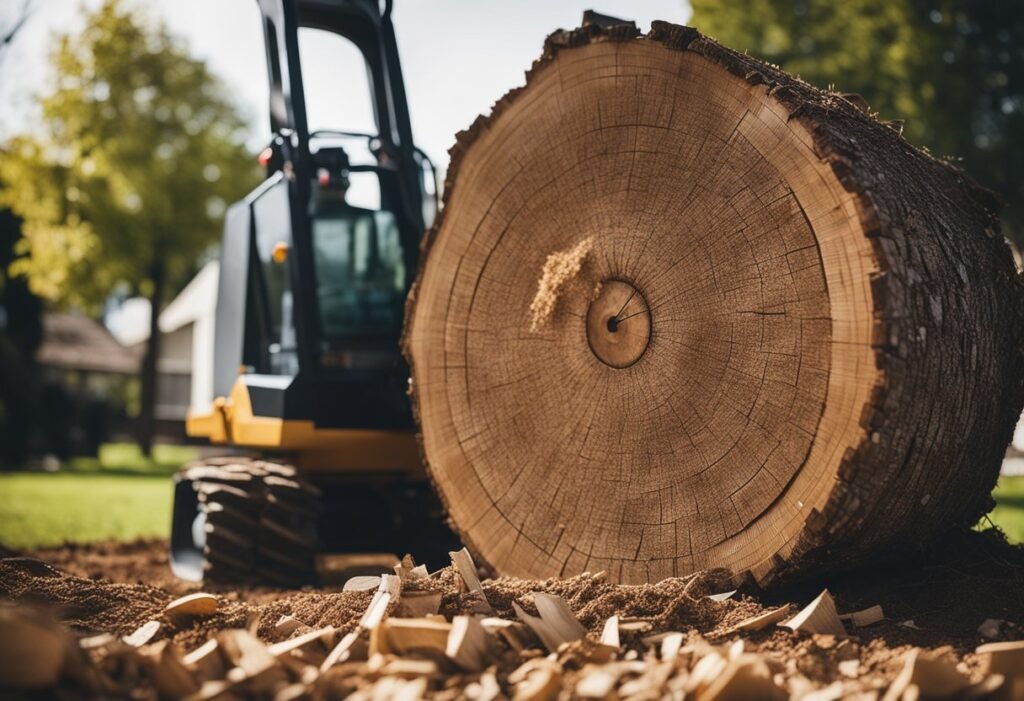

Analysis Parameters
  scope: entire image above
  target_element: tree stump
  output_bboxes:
[403,21,1024,585]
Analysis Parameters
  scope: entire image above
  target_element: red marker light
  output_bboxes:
[258,147,273,167]
[317,168,330,186]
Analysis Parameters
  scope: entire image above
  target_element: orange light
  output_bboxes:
[272,241,289,264]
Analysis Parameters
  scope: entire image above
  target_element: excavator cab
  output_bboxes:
[171,0,456,584]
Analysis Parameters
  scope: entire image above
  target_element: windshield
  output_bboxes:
[298,28,409,361]
[311,181,406,345]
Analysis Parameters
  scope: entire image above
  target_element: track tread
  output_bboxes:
[179,457,318,586]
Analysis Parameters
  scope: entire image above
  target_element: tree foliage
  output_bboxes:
[690,0,1024,245]
[0,0,260,309]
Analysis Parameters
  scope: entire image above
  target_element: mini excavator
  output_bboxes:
[172,0,1024,589]
[171,0,466,584]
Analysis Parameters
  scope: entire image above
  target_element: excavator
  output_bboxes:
[170,0,462,584]
[168,0,1024,592]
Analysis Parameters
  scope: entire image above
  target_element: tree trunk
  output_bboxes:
[138,257,165,458]
[403,21,1024,585]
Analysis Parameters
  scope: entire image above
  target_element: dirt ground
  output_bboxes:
[1,529,1022,698]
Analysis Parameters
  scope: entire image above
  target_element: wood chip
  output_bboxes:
[361,574,401,630]
[838,659,860,678]
[660,632,685,661]
[165,592,218,617]
[727,604,793,633]
[781,590,845,636]
[977,639,1024,673]
[447,615,491,672]
[0,608,67,689]
[977,640,1024,701]
[698,654,787,701]
[799,681,846,701]
[182,639,224,683]
[617,618,654,633]
[274,682,311,701]
[79,633,116,649]
[686,651,729,694]
[217,629,280,686]
[393,555,430,581]
[139,640,199,698]
[450,547,494,614]
[840,604,885,628]
[320,631,363,672]
[267,626,335,657]
[123,620,160,648]
[397,590,442,617]
[480,617,515,631]
[272,615,309,638]
[369,676,428,701]
[449,547,485,593]
[575,664,620,699]
[708,590,737,602]
[513,593,586,652]
[379,657,440,678]
[509,658,562,701]
[964,674,1009,700]
[183,679,231,701]
[881,648,970,701]
[344,575,382,592]
[472,671,503,701]
[600,615,620,648]
[371,617,451,657]
[481,617,532,652]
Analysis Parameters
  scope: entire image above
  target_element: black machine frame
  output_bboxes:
[212,0,435,431]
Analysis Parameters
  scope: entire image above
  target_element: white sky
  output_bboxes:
[0,0,691,174]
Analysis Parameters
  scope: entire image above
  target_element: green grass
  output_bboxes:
[1,442,1022,551]
[67,442,197,476]
[988,474,1024,544]
[0,472,173,549]
[0,442,195,550]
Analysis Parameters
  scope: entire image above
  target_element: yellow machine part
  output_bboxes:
[186,378,422,472]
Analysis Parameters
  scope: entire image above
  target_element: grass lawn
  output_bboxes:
[988,474,1024,543]
[67,442,196,476]
[1,443,1022,551]
[0,443,194,550]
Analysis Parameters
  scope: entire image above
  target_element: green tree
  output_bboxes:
[690,0,1024,246]
[0,0,260,454]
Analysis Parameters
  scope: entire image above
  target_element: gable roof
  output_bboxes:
[36,313,140,375]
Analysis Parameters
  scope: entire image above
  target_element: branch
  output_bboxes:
[0,0,33,53]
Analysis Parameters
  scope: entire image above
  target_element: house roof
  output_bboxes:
[36,313,140,375]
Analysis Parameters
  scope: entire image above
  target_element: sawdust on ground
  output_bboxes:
[1,529,1021,694]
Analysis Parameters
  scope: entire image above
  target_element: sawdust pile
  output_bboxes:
[1,532,1023,700]
[528,237,593,331]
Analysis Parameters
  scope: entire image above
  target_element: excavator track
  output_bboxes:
[171,457,320,586]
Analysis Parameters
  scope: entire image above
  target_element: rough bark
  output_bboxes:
[403,21,1024,585]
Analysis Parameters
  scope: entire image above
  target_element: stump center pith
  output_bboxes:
[586,280,651,368]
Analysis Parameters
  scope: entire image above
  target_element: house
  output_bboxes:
[108,261,218,434]
[37,312,140,377]
[34,312,140,456]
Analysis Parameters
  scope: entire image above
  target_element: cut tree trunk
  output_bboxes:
[403,20,1024,585]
